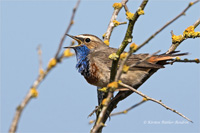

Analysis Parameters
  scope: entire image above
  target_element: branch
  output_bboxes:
[119,82,193,123]
[137,0,200,52]
[91,1,149,132]
[110,0,148,82]
[168,57,200,64]
[37,45,43,71]
[166,18,200,54]
[103,0,128,42]
[9,1,80,132]
[110,98,147,117]
[193,17,200,28]
[89,98,147,124]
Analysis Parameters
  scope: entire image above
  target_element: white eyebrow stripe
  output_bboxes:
[76,35,100,42]
[76,35,87,38]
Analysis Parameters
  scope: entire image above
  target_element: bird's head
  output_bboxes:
[65,34,108,51]
[65,34,109,69]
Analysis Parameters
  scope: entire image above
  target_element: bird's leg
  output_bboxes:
[88,87,106,117]
[97,87,106,105]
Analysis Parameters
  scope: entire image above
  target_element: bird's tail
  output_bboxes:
[148,52,188,63]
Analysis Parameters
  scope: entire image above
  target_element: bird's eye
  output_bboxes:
[85,38,91,43]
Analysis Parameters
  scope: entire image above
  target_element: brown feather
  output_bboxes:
[148,52,188,63]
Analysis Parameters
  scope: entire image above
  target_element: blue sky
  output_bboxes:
[1,0,200,132]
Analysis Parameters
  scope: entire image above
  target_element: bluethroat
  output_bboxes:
[65,34,187,104]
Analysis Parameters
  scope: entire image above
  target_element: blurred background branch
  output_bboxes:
[9,1,80,133]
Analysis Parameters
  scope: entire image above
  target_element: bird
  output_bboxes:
[65,34,187,104]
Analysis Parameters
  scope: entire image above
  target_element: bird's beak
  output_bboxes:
[64,45,77,49]
[66,34,84,45]
[64,34,84,49]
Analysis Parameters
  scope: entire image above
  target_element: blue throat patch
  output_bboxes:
[74,45,90,77]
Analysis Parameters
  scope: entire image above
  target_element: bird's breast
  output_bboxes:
[84,62,99,85]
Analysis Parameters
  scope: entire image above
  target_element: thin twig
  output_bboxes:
[110,99,147,117]
[37,45,42,68]
[193,18,200,28]
[168,58,200,65]
[123,4,129,12]
[54,0,80,59]
[103,0,128,41]
[137,0,200,52]
[166,18,200,54]
[119,82,193,123]
[37,45,44,73]
[88,106,100,118]
[119,21,127,25]
[9,1,80,133]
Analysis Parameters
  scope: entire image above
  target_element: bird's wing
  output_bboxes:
[90,48,164,70]
[126,54,165,69]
